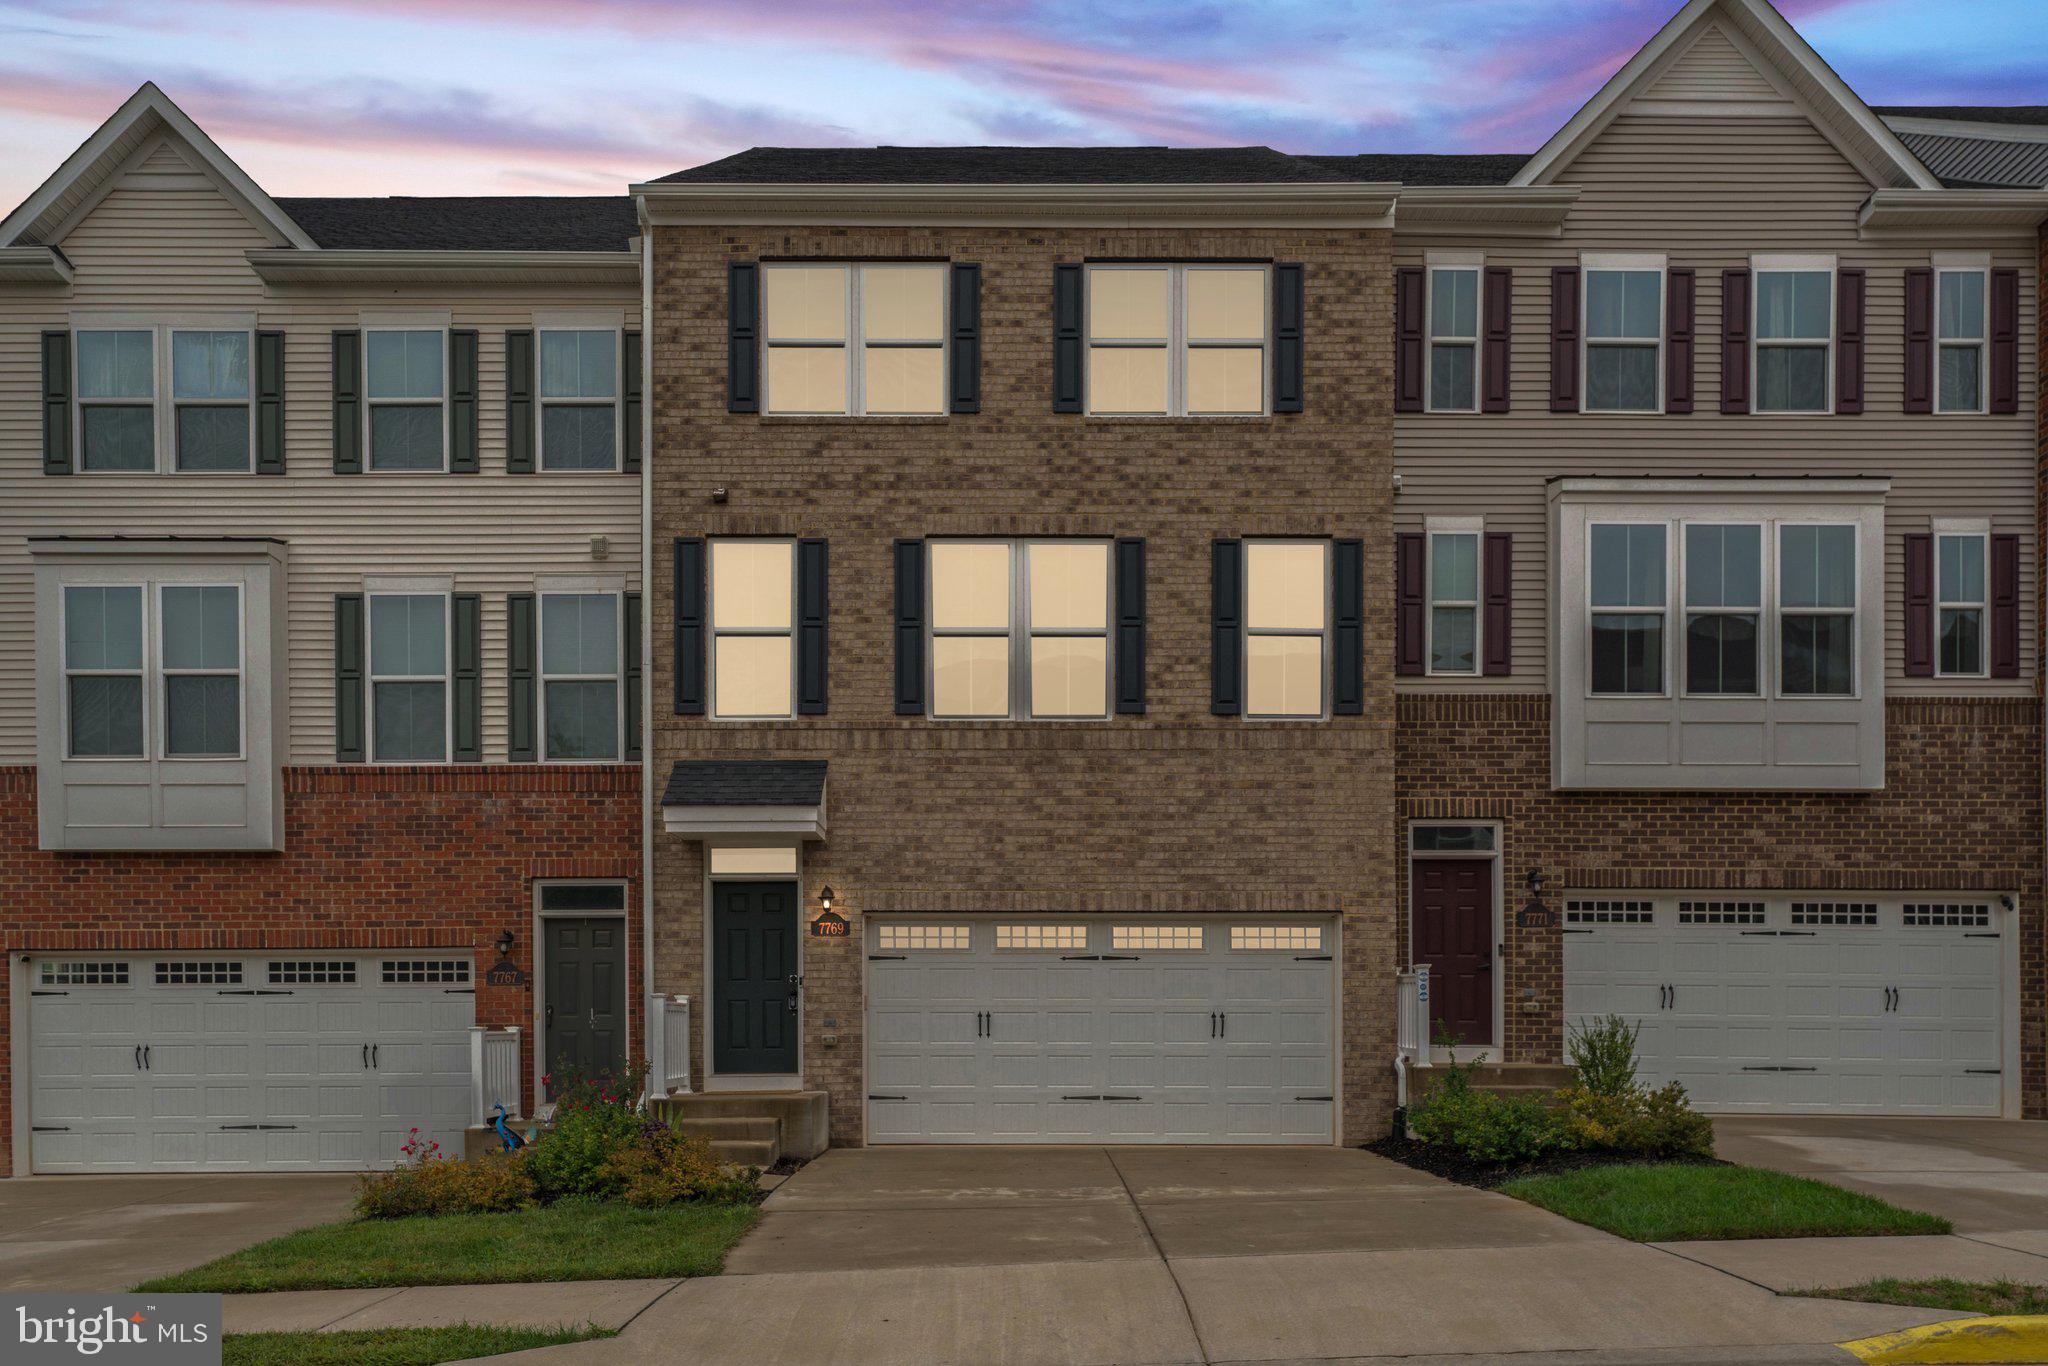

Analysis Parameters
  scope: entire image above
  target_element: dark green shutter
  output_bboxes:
[1052,264,1083,412]
[623,592,643,760]
[729,264,760,413]
[449,330,479,473]
[949,264,981,413]
[331,331,361,474]
[1115,538,1146,714]
[1332,538,1363,715]
[334,594,365,762]
[41,331,71,475]
[255,330,285,474]
[798,538,829,714]
[1211,540,1242,715]
[674,539,705,714]
[622,331,643,473]
[505,330,535,473]
[894,539,926,714]
[507,593,537,760]
[452,593,482,761]
[1272,263,1304,413]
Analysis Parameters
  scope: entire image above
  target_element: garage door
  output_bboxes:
[28,953,475,1172]
[1563,895,2006,1116]
[866,917,1336,1143]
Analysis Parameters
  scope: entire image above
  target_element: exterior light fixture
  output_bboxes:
[1526,869,1546,894]
[820,886,835,913]
[495,929,515,958]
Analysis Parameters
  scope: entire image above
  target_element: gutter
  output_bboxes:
[631,180,1400,229]
[1859,188,2048,231]
[246,248,641,286]
[639,226,657,1079]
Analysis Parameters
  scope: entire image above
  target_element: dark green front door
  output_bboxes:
[713,881,799,1074]
[545,917,625,1094]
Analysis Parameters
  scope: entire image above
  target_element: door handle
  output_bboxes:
[371,1044,378,1068]
[144,1045,151,1070]
[362,1044,370,1069]
[135,1045,143,1071]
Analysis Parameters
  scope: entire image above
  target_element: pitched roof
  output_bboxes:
[1877,106,2048,128]
[1299,153,1528,186]
[1893,132,2048,190]
[274,196,637,252]
[661,760,827,807]
[657,145,1351,185]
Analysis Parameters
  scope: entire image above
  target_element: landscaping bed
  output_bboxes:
[1800,1278,2048,1316]
[223,1324,614,1366]
[1365,1130,1725,1190]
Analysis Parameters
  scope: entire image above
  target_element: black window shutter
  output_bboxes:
[949,265,981,414]
[894,539,927,714]
[623,592,643,760]
[1665,269,1694,415]
[505,330,535,473]
[1115,537,1147,714]
[1273,262,1305,413]
[1332,538,1364,715]
[1903,268,1934,415]
[42,331,71,475]
[1549,268,1579,413]
[729,263,760,413]
[674,538,706,715]
[1720,269,1751,415]
[1395,533,1426,676]
[449,329,479,473]
[1482,267,1512,413]
[1394,267,1425,413]
[507,593,537,760]
[452,593,482,761]
[622,331,643,473]
[1835,269,1865,416]
[1992,534,2020,678]
[253,330,285,474]
[1903,533,1935,677]
[1483,532,1513,676]
[334,594,365,762]
[798,538,829,714]
[1053,263,1084,413]
[331,330,361,474]
[1210,539,1243,715]
[1990,268,2020,416]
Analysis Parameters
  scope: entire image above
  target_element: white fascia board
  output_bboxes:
[0,246,72,285]
[1859,189,2048,232]
[633,181,1399,229]
[1547,475,1890,503]
[248,249,641,286]
[663,804,827,840]
[1393,186,1577,237]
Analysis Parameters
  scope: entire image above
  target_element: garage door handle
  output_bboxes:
[1741,1065,1818,1072]
[362,1044,370,1069]
[143,1045,150,1070]
[1102,1095,1141,1102]
[134,1045,143,1070]
[372,1044,379,1068]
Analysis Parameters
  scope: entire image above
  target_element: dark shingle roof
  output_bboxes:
[275,197,637,252]
[1877,106,2048,128]
[662,760,827,807]
[657,145,1350,185]
[1299,153,1528,186]
[1896,131,2048,190]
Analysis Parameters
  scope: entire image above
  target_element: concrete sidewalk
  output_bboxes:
[223,1278,679,1335]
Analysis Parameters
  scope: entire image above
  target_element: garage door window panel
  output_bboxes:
[1231,926,1322,950]
[1245,540,1328,718]
[1112,925,1204,950]
[1590,524,1666,695]
[63,585,144,758]
[877,924,971,950]
[1779,524,1856,696]
[995,925,1087,950]
[155,961,242,986]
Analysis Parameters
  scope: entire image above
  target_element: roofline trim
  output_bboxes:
[633,180,1399,229]
[1858,188,2048,231]
[1392,185,1579,236]
[1884,116,2048,146]
[0,245,72,286]
[246,248,642,286]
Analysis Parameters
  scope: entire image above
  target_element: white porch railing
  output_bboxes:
[1394,965,1431,1107]
[645,993,693,1099]
[470,1026,523,1127]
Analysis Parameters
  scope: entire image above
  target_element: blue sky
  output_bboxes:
[0,0,2040,202]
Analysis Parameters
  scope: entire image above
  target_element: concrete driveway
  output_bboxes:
[0,1174,357,1291]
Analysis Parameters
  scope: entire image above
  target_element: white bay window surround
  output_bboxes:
[73,316,257,473]
[1552,479,1886,791]
[32,538,285,850]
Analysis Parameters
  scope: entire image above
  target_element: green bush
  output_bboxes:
[524,1100,646,1202]
[1567,1014,1640,1097]
[356,1148,537,1219]
[1408,1055,1568,1163]
[1554,1081,1714,1159]
[605,1124,759,1207]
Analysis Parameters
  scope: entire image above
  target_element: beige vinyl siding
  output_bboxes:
[1639,24,1784,104]
[0,138,642,762]
[1395,113,2037,695]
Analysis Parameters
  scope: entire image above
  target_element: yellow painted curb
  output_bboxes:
[1841,1315,2048,1364]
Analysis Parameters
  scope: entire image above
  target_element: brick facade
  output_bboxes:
[0,764,641,1175]
[648,223,1399,1146]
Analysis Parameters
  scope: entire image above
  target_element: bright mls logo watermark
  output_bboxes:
[5,1294,220,1363]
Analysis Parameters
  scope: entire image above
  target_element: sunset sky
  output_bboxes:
[0,0,2040,204]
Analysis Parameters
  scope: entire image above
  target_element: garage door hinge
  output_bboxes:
[866,1094,907,1101]
[1102,1095,1141,1101]
[1060,954,1102,960]
[1295,1094,1334,1102]
[1740,1065,1819,1072]
[217,989,294,996]
[1741,930,1815,937]
[445,988,476,995]
[1294,955,1334,961]
[29,990,67,996]
[867,954,907,961]
[1966,1068,2003,1074]
[1966,932,2001,939]
[1062,1094,1103,1101]
[1561,928,1592,935]
[31,1126,69,1132]
[219,1124,298,1131]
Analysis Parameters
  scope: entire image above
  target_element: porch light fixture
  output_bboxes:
[495,929,515,958]
[819,886,835,913]
[1525,869,1546,895]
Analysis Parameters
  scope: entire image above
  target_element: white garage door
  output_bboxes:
[866,917,1336,1143]
[28,953,475,1172]
[1564,895,2007,1116]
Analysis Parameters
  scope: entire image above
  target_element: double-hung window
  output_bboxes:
[540,593,620,760]
[63,585,144,756]
[63,583,241,758]
[539,329,619,469]
[1426,526,1479,674]
[1582,262,1661,412]
[1936,524,1988,678]
[76,330,156,471]
[369,594,449,761]
[365,328,446,470]
[1683,524,1761,695]
[1244,540,1328,717]
[170,330,251,470]
[763,263,945,415]
[160,586,241,756]
[1936,266,1988,415]
[1087,264,1266,416]
[927,540,1110,720]
[1426,264,1479,413]
[75,325,255,473]
[710,539,794,719]
[1754,261,1832,413]
[1779,524,1856,695]
[1589,524,1666,694]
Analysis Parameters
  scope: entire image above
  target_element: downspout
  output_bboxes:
[639,215,656,1073]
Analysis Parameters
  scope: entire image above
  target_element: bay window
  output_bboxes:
[160,585,242,757]
[63,585,143,756]
[1754,262,1832,413]
[1937,267,1987,415]
[1778,524,1855,695]
[1589,524,1666,694]
[1683,524,1761,695]
[763,263,946,415]
[1582,263,1661,413]
[927,540,1110,720]
[1087,264,1266,416]
[1243,540,1327,717]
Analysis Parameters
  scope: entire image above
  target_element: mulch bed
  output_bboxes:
[1365,1132,1727,1191]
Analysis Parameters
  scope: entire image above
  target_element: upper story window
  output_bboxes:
[63,582,241,759]
[369,593,449,762]
[1087,264,1266,416]
[540,592,620,760]
[1753,261,1832,413]
[1589,524,1666,694]
[1582,262,1661,413]
[1426,265,1479,413]
[1683,524,1761,696]
[75,325,254,473]
[1936,524,1988,678]
[710,539,794,720]
[1243,539,1327,718]
[365,328,446,470]
[76,330,154,471]
[1427,525,1479,675]
[1937,268,1987,415]
[764,263,945,415]
[170,331,252,471]
[927,540,1110,720]
[539,329,619,469]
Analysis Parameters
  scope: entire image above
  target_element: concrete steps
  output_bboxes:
[651,1090,831,1165]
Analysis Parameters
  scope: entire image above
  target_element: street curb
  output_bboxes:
[1840,1315,2048,1364]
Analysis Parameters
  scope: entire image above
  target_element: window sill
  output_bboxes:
[758,414,950,425]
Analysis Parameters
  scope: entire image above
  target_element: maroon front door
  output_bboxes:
[1413,859,1495,1048]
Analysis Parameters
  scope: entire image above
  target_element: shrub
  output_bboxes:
[1409,1056,1568,1163]
[524,1100,645,1202]
[356,1147,537,1219]
[1567,1015,1641,1097]
[605,1123,759,1207]
[1554,1081,1714,1159]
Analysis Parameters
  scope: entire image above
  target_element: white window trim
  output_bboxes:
[1933,264,1990,416]
[1241,536,1331,721]
[924,538,1114,722]
[535,315,624,471]
[1424,257,1483,415]
[1085,263,1270,417]
[1425,516,1483,676]
[1776,520,1860,700]
[538,590,624,762]
[71,317,258,476]
[1677,519,1766,699]
[1579,253,1664,415]
[362,324,450,473]
[366,590,454,764]
[1933,517,1991,679]
[708,537,797,721]
[1586,520,1671,699]
[762,263,948,417]
[1751,254,1835,416]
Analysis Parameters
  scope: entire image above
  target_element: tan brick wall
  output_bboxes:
[649,224,1397,1146]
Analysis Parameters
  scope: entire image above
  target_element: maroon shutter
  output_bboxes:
[1903,268,1934,414]
[1482,532,1512,676]
[1666,268,1695,415]
[1549,267,1579,412]
[1903,533,1934,677]
[1990,268,2020,415]
[1482,266,1512,413]
[1835,268,1865,415]
[1992,533,2020,678]
[1396,533,1426,676]
[1394,267,1425,413]
[1719,268,1750,415]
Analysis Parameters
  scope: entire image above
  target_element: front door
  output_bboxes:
[545,918,626,1093]
[713,881,799,1074]
[1413,859,1494,1049]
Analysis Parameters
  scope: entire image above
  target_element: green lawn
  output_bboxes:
[138,1200,759,1293]
[1801,1278,2048,1316]
[1501,1163,1952,1242]
[224,1324,614,1366]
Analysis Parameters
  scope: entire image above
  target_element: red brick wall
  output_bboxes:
[1396,695,2046,1115]
[0,764,641,1175]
